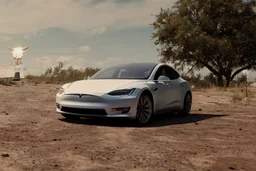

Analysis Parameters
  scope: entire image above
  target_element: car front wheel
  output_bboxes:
[136,94,153,124]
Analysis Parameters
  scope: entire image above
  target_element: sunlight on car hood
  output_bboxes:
[64,79,143,95]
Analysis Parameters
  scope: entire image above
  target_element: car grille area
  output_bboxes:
[61,107,107,115]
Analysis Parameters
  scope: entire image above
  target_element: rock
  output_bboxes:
[3,111,9,115]
[52,138,61,141]
[199,109,202,111]
[1,153,9,157]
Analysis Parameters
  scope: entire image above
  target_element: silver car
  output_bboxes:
[56,63,192,124]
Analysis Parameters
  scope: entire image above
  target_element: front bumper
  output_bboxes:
[56,108,134,118]
[56,93,139,118]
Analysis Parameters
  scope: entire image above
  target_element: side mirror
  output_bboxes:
[157,75,170,83]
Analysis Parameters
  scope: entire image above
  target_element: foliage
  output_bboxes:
[26,62,100,84]
[152,0,256,87]
[180,71,253,88]
[181,72,217,88]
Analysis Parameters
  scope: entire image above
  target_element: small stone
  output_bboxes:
[199,109,202,111]
[239,128,242,131]
[54,164,59,167]
[229,166,235,170]
[1,153,9,157]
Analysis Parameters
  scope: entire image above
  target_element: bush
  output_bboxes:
[181,73,217,88]
[26,62,100,84]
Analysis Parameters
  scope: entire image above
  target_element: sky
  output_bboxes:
[0,0,255,81]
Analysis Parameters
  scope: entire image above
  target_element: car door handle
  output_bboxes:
[153,88,158,91]
[166,83,172,87]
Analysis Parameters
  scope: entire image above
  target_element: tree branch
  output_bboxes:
[198,59,220,76]
[230,62,256,81]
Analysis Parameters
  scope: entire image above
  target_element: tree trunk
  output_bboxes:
[225,74,231,87]
[226,78,230,87]
[217,75,224,87]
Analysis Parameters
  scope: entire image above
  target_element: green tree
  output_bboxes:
[152,0,256,87]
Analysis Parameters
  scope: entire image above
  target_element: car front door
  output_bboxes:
[152,66,173,113]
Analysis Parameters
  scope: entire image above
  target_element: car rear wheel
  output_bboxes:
[62,114,80,120]
[136,94,153,124]
[180,93,192,116]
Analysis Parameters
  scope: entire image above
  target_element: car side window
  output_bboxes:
[154,66,165,80]
[166,66,179,80]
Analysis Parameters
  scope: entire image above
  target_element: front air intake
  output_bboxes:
[61,107,107,115]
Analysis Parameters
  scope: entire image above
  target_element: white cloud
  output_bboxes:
[78,45,92,53]
[0,35,12,42]
[0,0,175,34]
[90,26,107,34]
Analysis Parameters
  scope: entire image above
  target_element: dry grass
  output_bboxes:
[191,83,256,104]
[231,91,243,103]
[0,78,17,86]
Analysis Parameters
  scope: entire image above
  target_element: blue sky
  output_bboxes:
[0,0,255,81]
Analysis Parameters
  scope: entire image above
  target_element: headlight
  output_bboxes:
[58,87,65,94]
[107,88,135,96]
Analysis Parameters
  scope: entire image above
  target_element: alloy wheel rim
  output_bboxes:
[137,96,152,124]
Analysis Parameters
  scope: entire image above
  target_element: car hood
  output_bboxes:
[64,79,144,96]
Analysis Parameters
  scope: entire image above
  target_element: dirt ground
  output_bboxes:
[0,83,255,171]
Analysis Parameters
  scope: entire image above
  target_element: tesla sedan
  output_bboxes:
[56,63,192,124]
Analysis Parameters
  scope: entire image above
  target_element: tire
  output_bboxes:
[62,114,80,120]
[180,93,192,116]
[136,94,153,124]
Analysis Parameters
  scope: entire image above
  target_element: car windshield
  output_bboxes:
[90,63,157,79]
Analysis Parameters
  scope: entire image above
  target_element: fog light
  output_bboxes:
[112,107,130,114]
